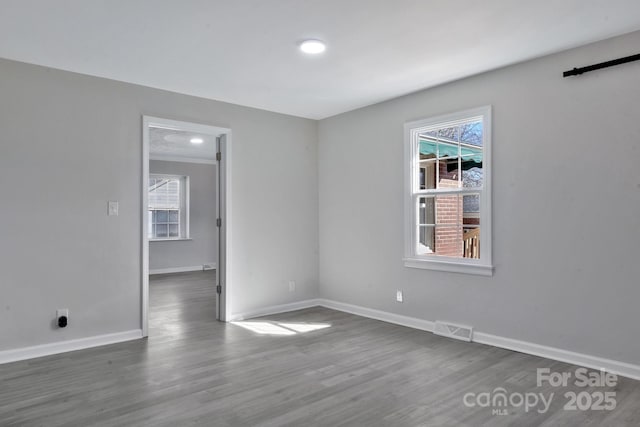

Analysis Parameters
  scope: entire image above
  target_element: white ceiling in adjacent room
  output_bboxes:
[1,1,640,119]
[149,127,218,162]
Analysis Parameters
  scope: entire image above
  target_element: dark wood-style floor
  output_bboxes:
[1,271,639,426]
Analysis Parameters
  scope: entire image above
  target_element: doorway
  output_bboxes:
[141,116,231,336]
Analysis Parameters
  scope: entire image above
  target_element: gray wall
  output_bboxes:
[149,160,216,271]
[318,30,640,365]
[0,58,319,351]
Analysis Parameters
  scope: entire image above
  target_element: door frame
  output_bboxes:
[142,116,232,336]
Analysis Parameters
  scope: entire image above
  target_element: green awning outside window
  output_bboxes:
[419,139,483,163]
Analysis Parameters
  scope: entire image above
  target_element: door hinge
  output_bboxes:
[216,285,222,294]
[216,218,222,227]
[216,151,222,161]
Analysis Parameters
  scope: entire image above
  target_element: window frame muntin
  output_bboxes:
[403,106,493,276]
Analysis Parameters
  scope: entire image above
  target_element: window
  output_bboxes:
[404,106,492,276]
[148,174,189,240]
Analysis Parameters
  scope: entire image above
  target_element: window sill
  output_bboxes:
[149,238,192,242]
[403,257,493,276]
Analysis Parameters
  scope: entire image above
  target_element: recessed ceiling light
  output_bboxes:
[190,137,204,144]
[300,39,326,54]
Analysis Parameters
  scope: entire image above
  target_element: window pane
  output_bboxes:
[437,158,461,189]
[156,210,168,223]
[418,131,438,158]
[432,226,463,257]
[460,119,483,189]
[463,193,480,258]
[435,195,461,226]
[149,177,180,209]
[156,224,168,238]
[437,126,459,159]
[463,226,480,259]
[417,196,435,225]
[460,147,482,163]
[459,120,483,147]
[462,164,483,188]
[418,161,436,190]
[168,224,179,237]
[168,210,179,222]
[418,225,435,255]
[463,194,480,219]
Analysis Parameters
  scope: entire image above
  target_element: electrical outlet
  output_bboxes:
[56,309,69,328]
[288,281,296,292]
[108,201,119,216]
[396,290,403,303]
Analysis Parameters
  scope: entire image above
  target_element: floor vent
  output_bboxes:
[434,321,473,342]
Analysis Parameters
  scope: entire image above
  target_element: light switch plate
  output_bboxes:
[108,201,119,216]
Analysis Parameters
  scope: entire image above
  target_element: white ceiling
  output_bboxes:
[149,126,219,161]
[1,1,640,119]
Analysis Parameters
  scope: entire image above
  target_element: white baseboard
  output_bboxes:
[317,299,435,332]
[150,263,216,275]
[230,299,321,321]
[314,299,640,381]
[0,329,143,365]
[473,332,640,381]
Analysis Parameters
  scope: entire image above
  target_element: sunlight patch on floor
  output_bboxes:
[278,322,331,333]
[231,321,331,336]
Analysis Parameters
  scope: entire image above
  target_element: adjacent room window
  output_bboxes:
[148,174,189,240]
[404,106,493,275]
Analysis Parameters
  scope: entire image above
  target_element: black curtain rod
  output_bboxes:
[563,53,640,77]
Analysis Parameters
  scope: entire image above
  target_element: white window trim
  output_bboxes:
[403,105,493,276]
[148,173,190,241]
